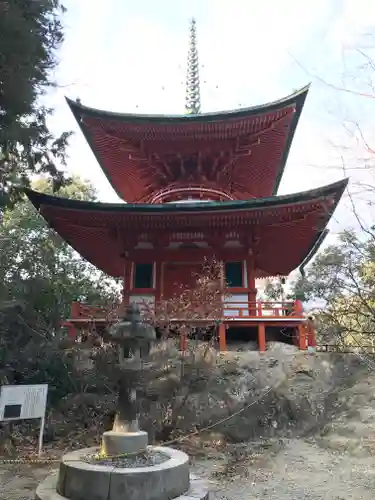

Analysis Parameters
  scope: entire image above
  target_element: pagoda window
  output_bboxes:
[225,262,244,288]
[133,263,154,289]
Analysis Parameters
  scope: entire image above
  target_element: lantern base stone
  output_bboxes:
[101,430,149,456]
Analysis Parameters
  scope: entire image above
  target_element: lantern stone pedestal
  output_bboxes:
[36,305,210,500]
[36,445,209,500]
[101,429,149,456]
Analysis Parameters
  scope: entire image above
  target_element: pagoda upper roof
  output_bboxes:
[66,85,310,203]
[25,178,347,278]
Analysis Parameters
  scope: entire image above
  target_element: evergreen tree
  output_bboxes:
[0,0,70,207]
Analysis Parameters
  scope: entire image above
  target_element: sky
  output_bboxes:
[45,0,375,237]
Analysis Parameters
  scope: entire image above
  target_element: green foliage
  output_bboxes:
[0,177,119,397]
[289,230,375,349]
[262,277,301,302]
[0,0,70,206]
[262,279,283,301]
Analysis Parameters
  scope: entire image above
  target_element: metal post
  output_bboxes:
[38,416,45,457]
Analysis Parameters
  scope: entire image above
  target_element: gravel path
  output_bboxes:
[0,463,54,500]
[1,438,375,499]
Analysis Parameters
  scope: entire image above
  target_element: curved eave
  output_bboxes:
[67,85,310,201]
[66,85,310,124]
[24,178,348,278]
[272,87,308,194]
[25,177,347,215]
[299,228,329,276]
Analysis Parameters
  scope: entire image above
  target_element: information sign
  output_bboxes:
[0,384,48,456]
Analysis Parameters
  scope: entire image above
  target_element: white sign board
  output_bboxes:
[0,384,48,456]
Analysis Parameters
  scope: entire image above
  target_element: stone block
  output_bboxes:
[57,448,112,500]
[181,476,210,499]
[102,430,148,456]
[36,473,64,500]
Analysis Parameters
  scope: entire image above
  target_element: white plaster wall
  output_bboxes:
[223,293,249,317]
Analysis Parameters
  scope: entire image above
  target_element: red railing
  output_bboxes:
[70,302,119,320]
[62,299,313,349]
[222,300,303,318]
[66,299,304,322]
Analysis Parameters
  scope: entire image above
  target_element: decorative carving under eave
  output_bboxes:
[206,231,224,250]
[149,233,170,251]
[109,227,135,258]
[90,111,297,203]
[112,229,138,257]
[240,233,261,249]
[152,153,173,180]
[149,150,233,185]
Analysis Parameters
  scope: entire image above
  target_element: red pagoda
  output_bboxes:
[26,19,347,351]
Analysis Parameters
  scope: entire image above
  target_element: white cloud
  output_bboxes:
[53,0,335,113]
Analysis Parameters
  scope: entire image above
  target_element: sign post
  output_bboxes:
[0,384,48,456]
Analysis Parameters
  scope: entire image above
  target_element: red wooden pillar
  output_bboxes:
[307,320,317,348]
[218,323,227,351]
[71,301,80,319]
[246,256,257,315]
[154,260,162,303]
[258,323,266,352]
[298,324,307,350]
[180,333,188,352]
[292,327,299,347]
[122,261,132,306]
[61,321,77,339]
[294,300,303,315]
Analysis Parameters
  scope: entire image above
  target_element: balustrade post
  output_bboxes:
[294,300,303,316]
[248,289,257,316]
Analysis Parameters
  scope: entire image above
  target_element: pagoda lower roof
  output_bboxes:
[67,86,309,203]
[25,178,347,278]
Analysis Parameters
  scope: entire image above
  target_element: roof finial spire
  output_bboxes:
[185,18,201,115]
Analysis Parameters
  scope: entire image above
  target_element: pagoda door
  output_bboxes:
[162,262,202,300]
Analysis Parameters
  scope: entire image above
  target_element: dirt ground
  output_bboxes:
[1,437,375,500]
[1,351,375,500]
[194,437,375,499]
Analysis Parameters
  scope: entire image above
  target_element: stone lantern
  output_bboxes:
[36,302,210,500]
[101,303,156,457]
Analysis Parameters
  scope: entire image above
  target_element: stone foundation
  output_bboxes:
[36,446,209,500]
[37,471,209,500]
